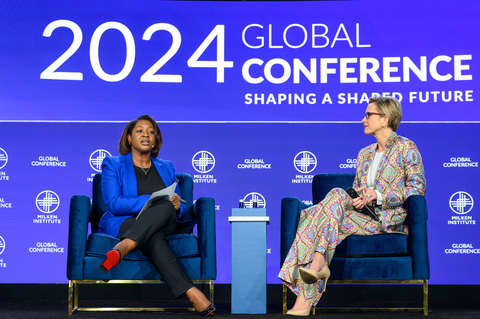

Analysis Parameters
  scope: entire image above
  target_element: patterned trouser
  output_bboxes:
[278,188,383,305]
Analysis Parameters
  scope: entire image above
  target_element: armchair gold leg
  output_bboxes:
[284,280,428,315]
[198,280,214,304]
[68,281,73,315]
[209,280,214,304]
[74,282,79,310]
[68,280,79,315]
[423,280,428,315]
[67,279,214,314]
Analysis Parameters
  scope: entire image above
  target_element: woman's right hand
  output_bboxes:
[352,187,377,210]
[352,196,365,210]
[169,193,181,211]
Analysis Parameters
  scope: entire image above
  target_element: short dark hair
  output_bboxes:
[118,115,163,157]
[368,96,402,131]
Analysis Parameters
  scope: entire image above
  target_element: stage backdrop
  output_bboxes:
[0,0,479,285]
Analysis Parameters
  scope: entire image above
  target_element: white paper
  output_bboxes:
[136,180,178,219]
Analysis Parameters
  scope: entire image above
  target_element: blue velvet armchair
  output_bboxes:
[281,173,429,315]
[67,172,216,315]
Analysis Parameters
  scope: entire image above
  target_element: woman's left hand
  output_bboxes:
[170,193,181,211]
[357,187,377,206]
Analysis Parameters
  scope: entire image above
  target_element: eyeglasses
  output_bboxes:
[364,112,385,119]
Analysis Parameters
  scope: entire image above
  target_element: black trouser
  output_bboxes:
[118,200,194,298]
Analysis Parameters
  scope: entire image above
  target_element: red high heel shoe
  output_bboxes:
[199,304,216,317]
[99,249,122,273]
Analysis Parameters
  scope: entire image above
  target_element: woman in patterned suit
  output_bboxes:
[278,96,426,316]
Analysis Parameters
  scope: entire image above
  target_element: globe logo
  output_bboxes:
[449,191,474,215]
[192,151,215,173]
[294,151,317,174]
[89,149,111,172]
[0,236,5,255]
[36,190,60,213]
[0,148,8,170]
[243,192,266,209]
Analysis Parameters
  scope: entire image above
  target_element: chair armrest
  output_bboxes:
[67,195,91,280]
[176,173,194,218]
[280,197,309,266]
[405,195,430,279]
[193,197,216,279]
[312,173,355,204]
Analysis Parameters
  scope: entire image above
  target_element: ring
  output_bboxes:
[367,194,371,198]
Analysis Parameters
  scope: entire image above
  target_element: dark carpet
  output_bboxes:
[1,299,480,318]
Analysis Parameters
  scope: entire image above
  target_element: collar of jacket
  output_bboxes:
[366,131,398,157]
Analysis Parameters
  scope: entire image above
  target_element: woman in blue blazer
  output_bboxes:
[97,115,215,317]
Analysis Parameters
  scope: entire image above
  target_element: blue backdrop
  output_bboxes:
[0,0,479,284]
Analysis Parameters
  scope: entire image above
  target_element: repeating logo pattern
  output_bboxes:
[0,148,8,170]
[294,151,317,173]
[449,191,474,215]
[243,192,266,208]
[36,191,60,213]
[0,236,5,255]
[89,149,111,172]
[192,151,215,173]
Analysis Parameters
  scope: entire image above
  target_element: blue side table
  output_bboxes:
[229,208,269,314]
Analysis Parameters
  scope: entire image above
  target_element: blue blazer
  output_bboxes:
[97,153,186,237]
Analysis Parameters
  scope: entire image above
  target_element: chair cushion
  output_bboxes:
[330,255,413,280]
[334,233,408,257]
[86,233,199,261]
[82,255,202,280]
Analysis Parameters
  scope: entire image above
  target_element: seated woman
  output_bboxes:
[97,115,215,317]
[279,96,426,316]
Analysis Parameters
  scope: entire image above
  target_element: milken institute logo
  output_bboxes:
[294,151,317,174]
[89,149,111,172]
[449,191,474,215]
[243,192,267,209]
[36,190,60,213]
[0,148,8,170]
[192,151,216,173]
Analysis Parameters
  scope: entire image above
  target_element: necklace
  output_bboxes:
[132,157,151,175]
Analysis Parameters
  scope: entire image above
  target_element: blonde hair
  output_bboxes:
[368,96,402,131]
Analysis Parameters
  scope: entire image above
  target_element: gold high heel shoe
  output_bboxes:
[299,266,330,291]
[286,306,315,316]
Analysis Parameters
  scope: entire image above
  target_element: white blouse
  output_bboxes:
[367,151,384,204]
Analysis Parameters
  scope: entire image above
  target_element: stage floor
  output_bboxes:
[1,299,480,319]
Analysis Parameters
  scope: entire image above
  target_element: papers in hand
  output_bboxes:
[136,180,178,219]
